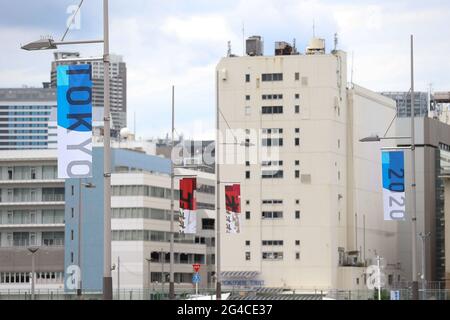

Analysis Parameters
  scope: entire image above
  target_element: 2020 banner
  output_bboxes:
[179,178,197,234]
[382,151,406,221]
[225,184,241,234]
[57,64,93,179]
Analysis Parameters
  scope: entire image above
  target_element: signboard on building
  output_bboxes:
[179,178,197,234]
[382,151,406,221]
[57,64,93,179]
[225,184,241,234]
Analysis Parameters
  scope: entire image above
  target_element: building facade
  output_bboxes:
[381,91,430,118]
[51,52,127,133]
[0,150,65,290]
[0,88,56,150]
[216,37,402,291]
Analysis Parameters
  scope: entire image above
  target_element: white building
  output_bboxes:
[216,37,403,291]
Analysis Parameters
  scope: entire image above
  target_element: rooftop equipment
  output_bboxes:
[246,36,264,56]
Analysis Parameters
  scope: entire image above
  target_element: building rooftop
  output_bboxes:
[0,88,56,102]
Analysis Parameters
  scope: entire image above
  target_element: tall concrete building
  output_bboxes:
[50,52,127,133]
[396,117,450,283]
[0,88,57,150]
[216,37,403,291]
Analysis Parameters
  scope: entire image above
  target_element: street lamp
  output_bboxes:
[27,247,39,300]
[359,35,419,300]
[419,232,431,292]
[77,182,96,298]
[20,0,113,300]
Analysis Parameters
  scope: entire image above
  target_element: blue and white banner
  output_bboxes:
[57,65,93,179]
[382,151,406,221]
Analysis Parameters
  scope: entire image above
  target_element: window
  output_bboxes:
[245,252,251,261]
[262,138,283,147]
[296,200,300,205]
[295,138,300,146]
[71,208,74,218]
[71,186,74,196]
[262,170,284,179]
[246,161,250,167]
[245,74,250,83]
[71,252,74,263]
[262,240,284,246]
[31,168,36,180]
[262,106,283,114]
[295,94,300,99]
[262,252,284,261]
[296,252,300,260]
[246,95,251,101]
[262,94,283,100]
[295,128,300,133]
[295,170,300,179]
[245,106,251,116]
[8,167,13,180]
[262,211,283,219]
[295,105,300,114]
[295,160,300,166]
[295,240,300,246]
[295,72,300,81]
[246,200,250,205]
[245,241,251,246]
[295,211,301,219]
[262,73,283,82]
[245,211,251,220]
[246,171,251,179]
[71,230,74,241]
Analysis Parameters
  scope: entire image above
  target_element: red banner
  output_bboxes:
[180,178,197,210]
[225,184,241,213]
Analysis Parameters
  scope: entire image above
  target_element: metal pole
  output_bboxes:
[77,180,82,297]
[161,249,165,297]
[419,232,430,292]
[102,0,113,301]
[377,256,381,301]
[117,256,120,300]
[363,214,366,264]
[31,252,35,300]
[410,34,419,300]
[215,70,222,300]
[169,85,175,300]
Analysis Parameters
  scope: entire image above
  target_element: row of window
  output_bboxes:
[247,240,300,246]
[0,272,63,284]
[0,210,64,225]
[244,252,301,261]
[245,211,301,220]
[0,231,64,248]
[245,73,306,83]
[0,123,48,128]
[0,188,64,203]
[0,112,51,116]
[0,106,52,110]
[0,166,57,181]
[246,170,301,180]
[112,230,199,244]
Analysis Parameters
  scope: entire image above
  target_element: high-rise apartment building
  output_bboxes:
[216,37,403,291]
[50,52,127,133]
[381,92,429,118]
[0,88,56,150]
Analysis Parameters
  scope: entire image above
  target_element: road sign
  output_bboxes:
[193,264,201,273]
[192,273,201,284]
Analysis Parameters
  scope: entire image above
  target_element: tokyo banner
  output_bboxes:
[382,151,406,221]
[225,184,241,234]
[57,64,93,179]
[179,178,197,234]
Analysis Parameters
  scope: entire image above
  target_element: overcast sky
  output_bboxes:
[1,0,449,139]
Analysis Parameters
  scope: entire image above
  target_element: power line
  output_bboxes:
[61,0,84,42]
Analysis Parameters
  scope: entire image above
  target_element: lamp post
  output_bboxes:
[78,181,96,298]
[21,0,113,300]
[419,232,431,292]
[27,247,39,300]
[359,35,419,300]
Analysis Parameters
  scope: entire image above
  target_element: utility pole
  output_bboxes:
[419,232,431,292]
[78,180,83,298]
[102,0,113,301]
[410,34,419,301]
[215,70,222,300]
[117,256,120,300]
[169,86,175,300]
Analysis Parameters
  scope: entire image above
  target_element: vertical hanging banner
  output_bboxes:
[382,151,406,221]
[225,184,241,234]
[57,64,93,179]
[179,178,197,234]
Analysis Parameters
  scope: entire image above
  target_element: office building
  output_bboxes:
[0,88,56,150]
[50,52,127,133]
[396,117,450,283]
[0,150,65,290]
[216,36,403,291]
[381,92,430,118]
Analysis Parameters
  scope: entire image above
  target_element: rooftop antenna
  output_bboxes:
[227,41,232,57]
[293,38,297,54]
[134,111,136,136]
[351,51,355,86]
[334,33,338,51]
[242,21,245,56]
[313,19,316,37]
